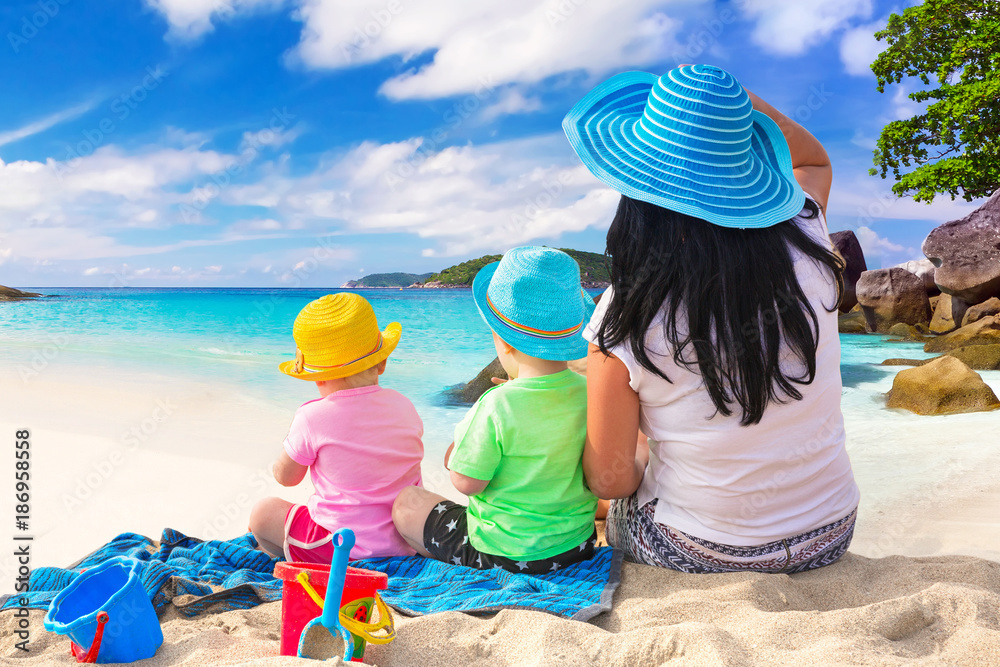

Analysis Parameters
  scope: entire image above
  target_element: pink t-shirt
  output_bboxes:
[283,385,424,559]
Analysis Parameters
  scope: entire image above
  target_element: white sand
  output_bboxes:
[4,553,999,665]
[1,358,999,665]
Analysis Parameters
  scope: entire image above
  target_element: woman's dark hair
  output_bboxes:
[596,195,844,426]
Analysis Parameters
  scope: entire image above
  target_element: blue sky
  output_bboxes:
[0,0,986,288]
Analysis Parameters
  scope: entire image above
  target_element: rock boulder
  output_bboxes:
[447,357,508,404]
[856,268,932,333]
[886,356,1000,415]
[895,258,938,294]
[0,285,42,302]
[838,310,867,334]
[946,344,1000,371]
[924,315,1000,353]
[929,292,971,334]
[961,297,1000,328]
[880,358,927,367]
[448,353,589,404]
[922,189,1000,304]
[830,230,868,312]
[886,323,928,342]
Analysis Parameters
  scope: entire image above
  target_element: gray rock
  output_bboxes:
[922,189,1000,304]
[830,230,868,312]
[894,258,938,294]
[856,268,932,333]
[447,358,508,404]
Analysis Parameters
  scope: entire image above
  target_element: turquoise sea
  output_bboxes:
[0,286,952,459]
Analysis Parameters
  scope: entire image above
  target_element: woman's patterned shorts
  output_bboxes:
[606,494,856,574]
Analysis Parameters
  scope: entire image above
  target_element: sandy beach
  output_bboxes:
[1,354,999,665]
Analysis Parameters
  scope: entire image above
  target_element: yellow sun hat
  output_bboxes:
[279,293,401,381]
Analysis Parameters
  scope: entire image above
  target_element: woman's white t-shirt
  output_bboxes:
[583,204,860,546]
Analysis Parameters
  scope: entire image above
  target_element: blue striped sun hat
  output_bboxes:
[472,246,596,361]
[563,64,805,229]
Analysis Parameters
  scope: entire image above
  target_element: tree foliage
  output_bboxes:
[355,272,433,287]
[428,255,503,285]
[427,248,610,285]
[870,0,1000,202]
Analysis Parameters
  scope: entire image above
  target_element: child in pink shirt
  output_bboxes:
[249,293,424,561]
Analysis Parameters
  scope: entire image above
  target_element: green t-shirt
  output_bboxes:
[449,369,598,561]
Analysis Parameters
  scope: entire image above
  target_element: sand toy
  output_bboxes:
[43,556,163,663]
[274,528,395,661]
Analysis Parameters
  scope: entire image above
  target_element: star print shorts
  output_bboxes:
[423,500,597,574]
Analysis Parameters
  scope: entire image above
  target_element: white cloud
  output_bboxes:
[227,218,287,233]
[289,0,691,100]
[480,89,543,122]
[0,101,98,148]
[849,128,876,150]
[740,0,873,56]
[855,225,904,255]
[839,21,886,76]
[891,84,921,120]
[0,146,234,233]
[145,0,285,40]
[0,141,288,265]
[225,133,619,256]
[163,127,211,147]
[240,125,302,151]
[830,177,982,226]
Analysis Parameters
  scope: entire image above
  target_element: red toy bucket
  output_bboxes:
[273,562,388,661]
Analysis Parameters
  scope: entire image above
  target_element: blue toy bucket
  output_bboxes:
[43,556,163,663]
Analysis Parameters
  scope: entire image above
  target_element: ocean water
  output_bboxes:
[1,288,516,452]
[1,287,993,463]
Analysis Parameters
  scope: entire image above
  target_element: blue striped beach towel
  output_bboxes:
[0,529,282,616]
[355,547,622,621]
[1,530,622,622]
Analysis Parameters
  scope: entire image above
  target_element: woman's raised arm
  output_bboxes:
[745,89,833,215]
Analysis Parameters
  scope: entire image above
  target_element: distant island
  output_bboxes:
[340,248,610,289]
[0,285,43,302]
[340,272,435,288]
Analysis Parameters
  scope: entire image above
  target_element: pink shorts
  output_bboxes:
[283,504,335,564]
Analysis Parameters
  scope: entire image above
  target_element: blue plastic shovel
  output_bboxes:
[297,528,356,661]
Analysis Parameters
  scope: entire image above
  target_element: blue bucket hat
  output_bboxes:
[562,64,805,229]
[472,246,596,361]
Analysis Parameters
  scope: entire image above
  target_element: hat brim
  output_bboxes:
[562,71,806,229]
[472,262,596,362]
[279,322,401,381]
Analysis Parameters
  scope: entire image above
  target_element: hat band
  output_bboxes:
[297,334,384,373]
[486,293,583,340]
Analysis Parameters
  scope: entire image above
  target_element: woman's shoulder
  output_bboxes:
[794,194,832,243]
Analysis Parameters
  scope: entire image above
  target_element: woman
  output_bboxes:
[563,65,859,573]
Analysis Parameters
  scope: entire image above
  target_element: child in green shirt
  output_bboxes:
[392,246,599,573]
